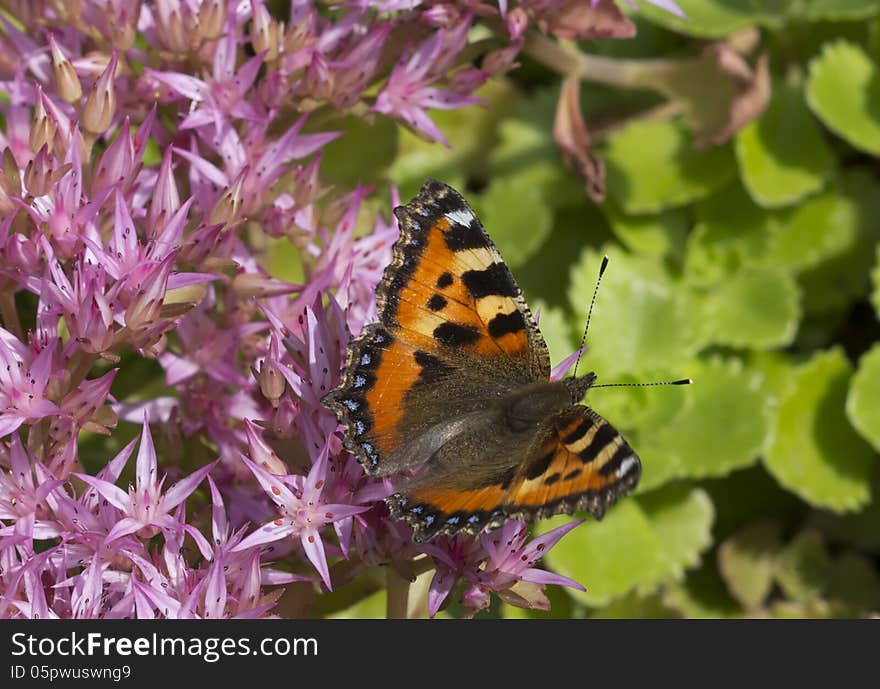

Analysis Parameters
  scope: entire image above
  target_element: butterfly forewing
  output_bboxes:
[385,180,551,379]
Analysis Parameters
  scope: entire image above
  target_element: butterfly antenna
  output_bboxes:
[573,254,609,379]
[592,379,693,389]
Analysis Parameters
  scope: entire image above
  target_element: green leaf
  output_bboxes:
[635,357,768,491]
[688,176,873,309]
[320,116,398,188]
[568,246,697,379]
[636,0,787,38]
[696,268,801,349]
[768,185,862,273]
[774,531,880,611]
[808,480,880,552]
[796,170,880,314]
[601,201,689,259]
[591,591,681,619]
[703,464,805,544]
[684,182,778,287]
[603,119,736,214]
[718,520,783,609]
[765,348,876,512]
[515,203,613,308]
[769,599,852,618]
[540,485,714,607]
[326,588,386,619]
[746,350,799,407]
[488,87,584,210]
[805,0,880,21]
[662,564,741,619]
[735,81,835,208]
[806,40,880,155]
[471,177,553,269]
[827,551,880,610]
[775,531,833,602]
[846,343,880,452]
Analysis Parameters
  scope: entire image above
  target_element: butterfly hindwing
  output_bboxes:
[503,405,641,522]
[388,405,640,542]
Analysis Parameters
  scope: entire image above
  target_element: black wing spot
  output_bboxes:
[462,264,518,299]
[543,472,562,486]
[413,350,453,385]
[488,311,525,338]
[444,222,489,251]
[426,294,447,312]
[436,272,454,289]
[433,322,480,347]
[524,450,555,480]
[493,465,518,490]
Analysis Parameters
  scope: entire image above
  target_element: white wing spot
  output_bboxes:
[444,209,475,228]
[616,455,639,478]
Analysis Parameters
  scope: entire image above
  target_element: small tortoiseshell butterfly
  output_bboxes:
[323,180,640,542]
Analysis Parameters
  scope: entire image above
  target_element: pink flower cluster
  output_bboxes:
[0,0,679,619]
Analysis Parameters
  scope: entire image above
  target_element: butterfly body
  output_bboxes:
[323,180,640,541]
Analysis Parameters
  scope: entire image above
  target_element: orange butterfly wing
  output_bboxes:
[388,406,641,541]
[324,180,550,475]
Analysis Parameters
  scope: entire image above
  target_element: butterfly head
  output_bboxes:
[564,372,597,404]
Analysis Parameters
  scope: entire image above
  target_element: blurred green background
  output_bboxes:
[317,1,880,618]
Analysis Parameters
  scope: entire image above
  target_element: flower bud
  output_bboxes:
[24,144,67,197]
[106,0,140,51]
[208,170,246,227]
[245,418,289,474]
[29,85,56,154]
[198,0,226,41]
[82,51,118,135]
[231,272,300,299]
[154,0,191,53]
[0,148,21,210]
[422,4,459,27]
[251,0,282,61]
[49,34,82,103]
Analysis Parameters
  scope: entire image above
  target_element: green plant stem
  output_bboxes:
[523,30,674,90]
[386,567,411,619]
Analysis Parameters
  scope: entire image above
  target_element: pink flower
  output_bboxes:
[75,416,217,542]
[0,328,62,438]
[474,519,585,609]
[233,439,369,590]
[373,25,480,146]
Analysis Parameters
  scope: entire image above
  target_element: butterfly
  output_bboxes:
[322,180,640,542]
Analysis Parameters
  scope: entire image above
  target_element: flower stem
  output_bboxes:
[385,566,410,619]
[523,31,661,90]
